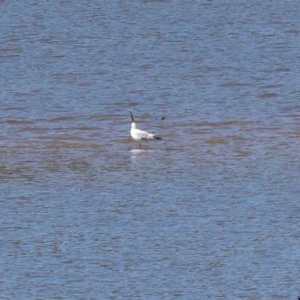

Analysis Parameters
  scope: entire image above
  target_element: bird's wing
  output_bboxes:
[134,129,153,140]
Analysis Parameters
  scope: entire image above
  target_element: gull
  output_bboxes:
[130,111,162,148]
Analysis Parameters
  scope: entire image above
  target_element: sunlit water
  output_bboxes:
[1,0,300,299]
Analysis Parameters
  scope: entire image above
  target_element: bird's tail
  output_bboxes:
[149,133,162,140]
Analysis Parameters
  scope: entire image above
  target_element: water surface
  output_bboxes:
[1,0,300,299]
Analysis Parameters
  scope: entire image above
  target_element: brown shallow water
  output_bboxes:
[1,0,300,299]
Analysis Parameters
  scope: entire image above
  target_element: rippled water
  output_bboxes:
[1,0,300,299]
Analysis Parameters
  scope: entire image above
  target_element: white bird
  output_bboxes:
[129,111,162,148]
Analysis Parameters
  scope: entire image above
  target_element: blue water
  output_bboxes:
[1,0,300,299]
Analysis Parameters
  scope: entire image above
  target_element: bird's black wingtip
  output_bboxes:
[161,116,165,120]
[155,136,162,140]
[129,111,134,122]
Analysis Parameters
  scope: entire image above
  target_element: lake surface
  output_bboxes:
[1,0,300,298]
